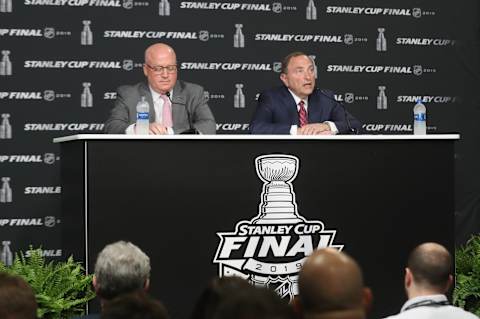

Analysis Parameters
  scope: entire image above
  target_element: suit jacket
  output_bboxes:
[249,86,362,134]
[104,80,216,134]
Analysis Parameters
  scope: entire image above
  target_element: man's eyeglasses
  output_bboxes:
[145,64,177,74]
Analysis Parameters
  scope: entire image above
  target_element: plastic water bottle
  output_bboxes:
[136,96,149,135]
[413,99,426,135]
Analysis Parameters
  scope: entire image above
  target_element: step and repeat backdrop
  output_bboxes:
[1,0,479,264]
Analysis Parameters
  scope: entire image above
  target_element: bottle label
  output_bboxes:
[137,112,148,120]
[414,113,426,121]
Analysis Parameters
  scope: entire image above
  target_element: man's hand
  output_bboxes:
[298,123,332,135]
[148,123,168,135]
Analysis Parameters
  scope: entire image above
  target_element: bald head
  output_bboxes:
[298,248,366,313]
[143,43,178,94]
[407,242,452,291]
[144,43,176,65]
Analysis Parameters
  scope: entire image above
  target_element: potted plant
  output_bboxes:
[0,247,95,319]
[453,234,480,316]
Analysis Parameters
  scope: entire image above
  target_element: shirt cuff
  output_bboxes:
[125,124,136,135]
[167,127,174,135]
[290,125,298,135]
[324,121,338,135]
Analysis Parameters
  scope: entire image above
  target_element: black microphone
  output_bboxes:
[317,88,358,135]
[165,91,198,134]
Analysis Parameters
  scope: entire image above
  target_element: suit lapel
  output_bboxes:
[139,82,156,123]
[281,86,300,126]
[171,81,186,128]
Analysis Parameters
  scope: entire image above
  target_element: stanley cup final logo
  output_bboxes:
[81,20,93,46]
[233,24,245,48]
[0,0,12,12]
[234,84,245,108]
[81,82,93,107]
[0,50,12,76]
[214,154,342,300]
[377,86,387,110]
[376,28,387,52]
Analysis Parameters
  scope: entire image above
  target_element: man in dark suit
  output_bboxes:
[104,43,216,135]
[250,52,361,135]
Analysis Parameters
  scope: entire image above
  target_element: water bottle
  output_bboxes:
[413,99,426,135]
[136,96,149,135]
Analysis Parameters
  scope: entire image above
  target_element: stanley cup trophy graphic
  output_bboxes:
[0,0,12,12]
[81,20,93,46]
[214,154,342,300]
[159,0,170,16]
[233,24,245,48]
[377,86,387,110]
[252,155,305,225]
[306,0,317,20]
[1,241,13,266]
[376,28,387,52]
[308,55,318,79]
[0,114,12,139]
[81,82,93,107]
[0,50,12,76]
[1,177,12,203]
[234,84,245,108]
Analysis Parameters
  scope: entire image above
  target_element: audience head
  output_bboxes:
[101,291,169,319]
[94,241,151,300]
[297,248,372,319]
[213,285,294,319]
[191,276,253,319]
[0,272,37,319]
[405,242,453,297]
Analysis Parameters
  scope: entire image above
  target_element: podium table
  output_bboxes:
[54,134,459,319]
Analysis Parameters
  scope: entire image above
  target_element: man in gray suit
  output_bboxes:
[105,43,216,134]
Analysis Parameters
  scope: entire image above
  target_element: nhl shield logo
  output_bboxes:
[412,8,422,18]
[344,93,354,104]
[44,216,56,227]
[43,153,56,165]
[123,0,133,9]
[272,62,282,73]
[199,30,210,42]
[122,59,134,71]
[213,154,342,300]
[43,27,56,39]
[343,34,354,45]
[413,65,423,76]
[204,91,210,102]
[272,2,282,13]
[43,90,55,102]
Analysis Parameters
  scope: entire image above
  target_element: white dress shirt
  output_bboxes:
[287,89,338,135]
[383,294,478,319]
[125,86,174,135]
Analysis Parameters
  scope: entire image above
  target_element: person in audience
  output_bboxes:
[0,272,37,319]
[213,285,294,319]
[383,242,478,319]
[295,248,372,319]
[101,291,169,319]
[74,240,151,319]
[104,43,216,135]
[191,276,253,319]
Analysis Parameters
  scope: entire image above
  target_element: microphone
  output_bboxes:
[317,88,358,135]
[165,91,198,134]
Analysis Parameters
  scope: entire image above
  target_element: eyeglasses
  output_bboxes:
[145,64,177,74]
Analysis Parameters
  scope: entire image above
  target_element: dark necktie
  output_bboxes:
[298,100,308,127]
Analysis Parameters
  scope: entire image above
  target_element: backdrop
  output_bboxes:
[0,0,479,299]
